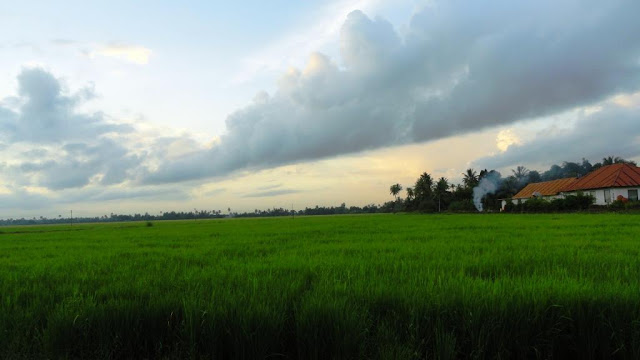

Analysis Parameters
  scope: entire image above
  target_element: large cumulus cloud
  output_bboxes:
[0,68,141,190]
[145,0,640,184]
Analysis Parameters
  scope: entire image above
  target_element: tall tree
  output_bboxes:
[434,177,449,212]
[414,172,435,211]
[405,187,414,201]
[602,156,616,165]
[511,166,530,182]
[581,158,593,174]
[462,168,479,188]
[528,170,542,183]
[562,161,583,177]
[389,183,403,201]
[414,172,433,199]
[502,176,520,196]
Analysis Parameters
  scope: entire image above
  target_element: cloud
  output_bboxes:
[90,44,152,64]
[145,1,640,184]
[496,129,521,152]
[257,183,283,191]
[473,104,640,169]
[50,39,77,46]
[243,189,300,198]
[0,68,141,190]
[0,68,132,143]
[0,189,51,210]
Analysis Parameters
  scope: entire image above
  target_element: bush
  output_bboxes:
[146,221,154,227]
[625,201,640,210]
[522,198,551,213]
[502,193,594,213]
[503,199,515,212]
[610,200,626,210]
[448,200,476,212]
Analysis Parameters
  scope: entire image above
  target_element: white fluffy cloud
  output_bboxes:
[2,1,640,216]
[144,1,640,184]
[0,68,144,191]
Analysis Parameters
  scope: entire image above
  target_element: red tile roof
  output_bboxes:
[562,163,640,191]
[513,177,578,199]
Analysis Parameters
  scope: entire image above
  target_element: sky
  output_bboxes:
[1,0,639,218]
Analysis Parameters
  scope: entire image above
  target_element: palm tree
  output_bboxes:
[414,172,434,200]
[406,187,414,201]
[434,177,449,212]
[462,168,478,188]
[603,156,637,166]
[602,156,616,165]
[389,183,403,201]
[511,166,529,182]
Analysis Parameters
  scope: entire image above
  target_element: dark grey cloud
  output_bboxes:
[473,105,640,169]
[3,139,141,190]
[144,0,640,184]
[243,189,300,198]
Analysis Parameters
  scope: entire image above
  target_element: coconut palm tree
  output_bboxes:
[511,166,530,182]
[462,168,478,188]
[406,187,414,201]
[434,177,449,212]
[389,183,403,201]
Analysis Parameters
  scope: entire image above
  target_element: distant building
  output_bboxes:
[560,163,640,205]
[501,177,577,210]
[501,163,640,209]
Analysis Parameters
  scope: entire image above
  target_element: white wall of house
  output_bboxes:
[565,187,640,205]
[501,188,640,209]
[611,187,640,202]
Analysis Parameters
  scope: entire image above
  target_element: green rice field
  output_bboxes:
[1,213,639,359]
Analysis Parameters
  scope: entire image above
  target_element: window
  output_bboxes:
[604,189,611,204]
[629,189,639,201]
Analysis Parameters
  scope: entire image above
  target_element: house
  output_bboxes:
[560,163,640,205]
[501,177,577,210]
[501,163,640,209]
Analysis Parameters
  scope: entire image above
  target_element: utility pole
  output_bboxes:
[70,210,73,227]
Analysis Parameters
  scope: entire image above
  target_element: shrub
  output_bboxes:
[522,198,551,213]
[610,200,626,210]
[502,198,514,212]
[625,201,640,210]
[448,200,476,212]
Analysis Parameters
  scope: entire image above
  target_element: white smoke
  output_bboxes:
[472,172,501,212]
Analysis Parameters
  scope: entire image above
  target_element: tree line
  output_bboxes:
[1,156,637,226]
[388,156,637,213]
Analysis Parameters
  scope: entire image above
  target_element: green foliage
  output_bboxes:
[625,201,640,210]
[447,200,476,212]
[389,183,403,200]
[1,214,640,358]
[504,193,594,213]
[610,200,640,211]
